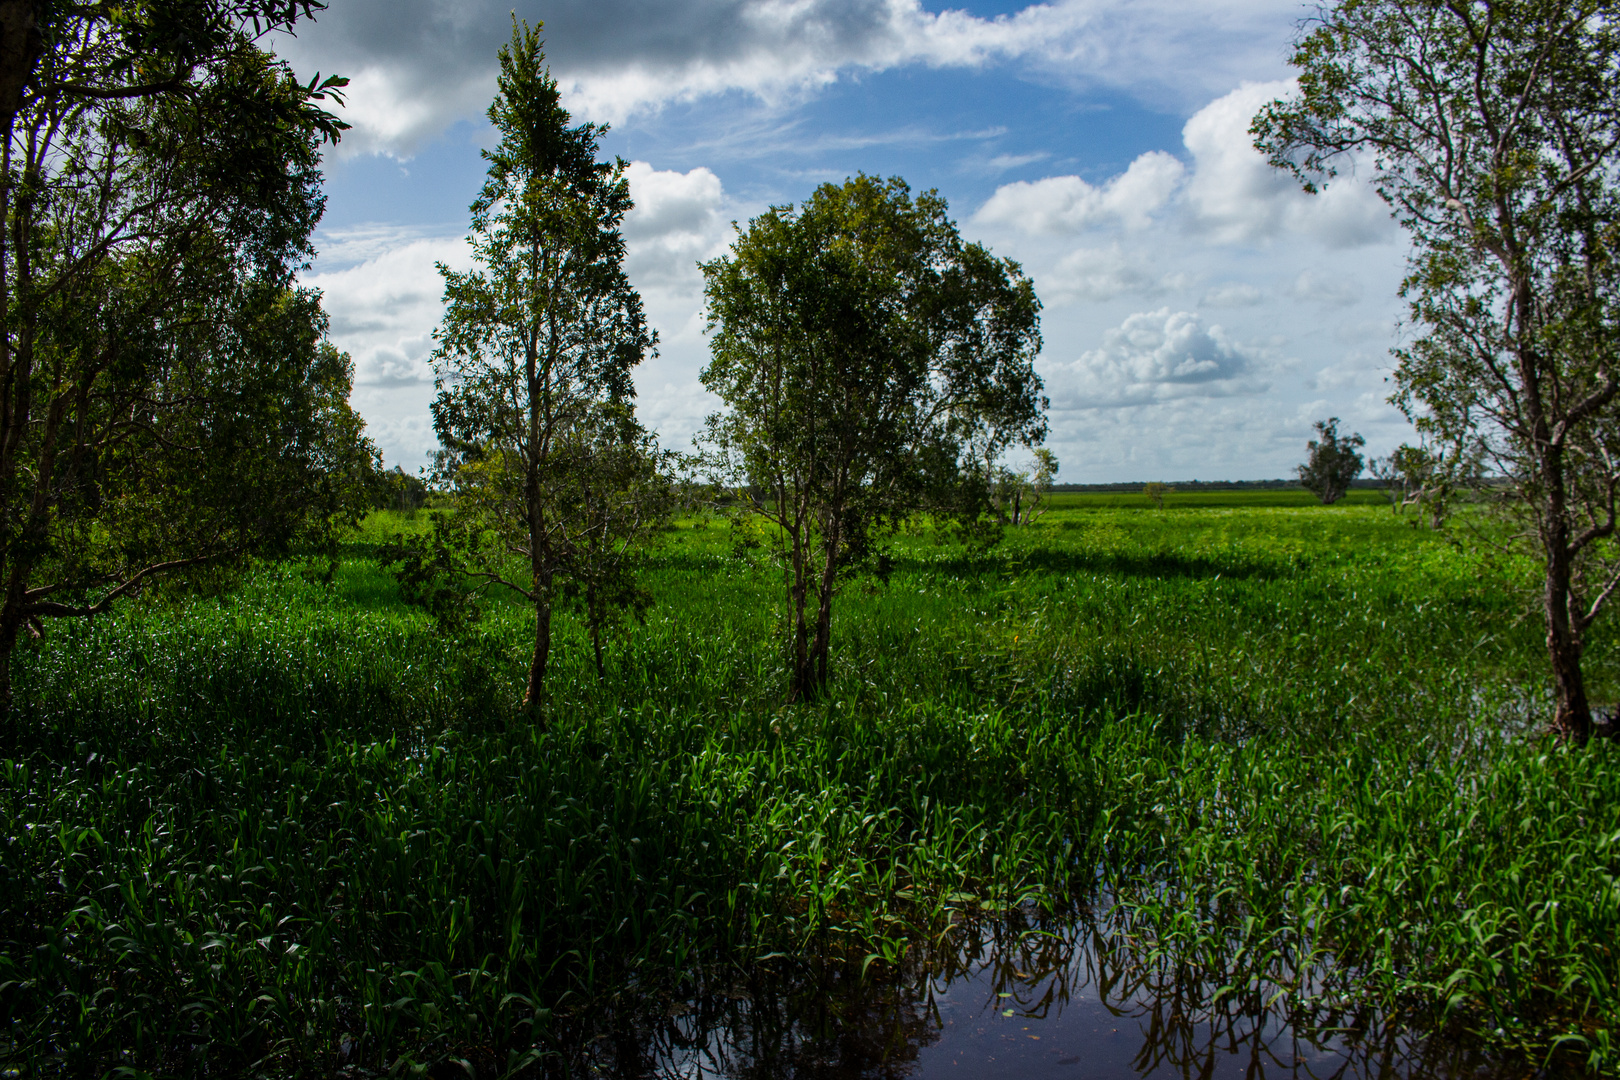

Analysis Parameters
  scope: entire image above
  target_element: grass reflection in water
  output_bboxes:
[559,903,1565,1080]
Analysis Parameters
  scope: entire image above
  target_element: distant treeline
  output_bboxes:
[1050,478,1388,493]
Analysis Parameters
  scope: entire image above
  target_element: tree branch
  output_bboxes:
[25,554,225,617]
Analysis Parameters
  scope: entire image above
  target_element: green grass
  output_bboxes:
[1,502,1616,1075]
[1044,487,1391,510]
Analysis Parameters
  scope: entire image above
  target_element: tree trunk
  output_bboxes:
[788,593,812,703]
[802,519,841,701]
[1531,391,1595,743]
[0,1,40,129]
[0,611,15,753]
[1545,545,1593,742]
[0,540,32,750]
[808,579,834,698]
[587,583,605,678]
[522,593,552,713]
[787,519,814,704]
[1548,629,1592,742]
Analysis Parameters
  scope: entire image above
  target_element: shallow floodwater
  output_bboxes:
[558,909,1577,1080]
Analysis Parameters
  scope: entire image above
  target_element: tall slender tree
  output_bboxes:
[429,20,660,710]
[1256,0,1620,741]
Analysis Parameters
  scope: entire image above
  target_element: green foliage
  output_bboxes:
[0,3,374,735]
[1142,481,1174,509]
[0,505,1616,1072]
[380,514,485,635]
[1095,723,1620,1071]
[699,173,1046,701]
[988,446,1059,524]
[1372,440,1479,529]
[427,21,663,707]
[373,465,429,514]
[1297,416,1365,505]
[1047,487,1388,509]
[1254,0,1620,738]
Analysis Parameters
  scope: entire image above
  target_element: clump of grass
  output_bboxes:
[0,502,1614,1075]
[1091,720,1620,1071]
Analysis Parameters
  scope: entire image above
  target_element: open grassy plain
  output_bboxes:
[3,498,1619,1076]
[1045,488,1391,510]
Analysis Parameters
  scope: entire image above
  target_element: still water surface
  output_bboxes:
[561,910,1567,1080]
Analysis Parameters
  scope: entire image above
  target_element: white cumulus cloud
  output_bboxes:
[972,82,1395,251]
[1290,268,1364,307]
[1043,245,1181,303]
[303,227,473,468]
[622,161,734,291]
[1181,80,1393,248]
[1051,308,1271,408]
[306,229,471,390]
[1201,282,1266,307]
[974,151,1185,234]
[619,162,748,451]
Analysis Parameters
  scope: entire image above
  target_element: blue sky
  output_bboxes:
[277,0,1411,482]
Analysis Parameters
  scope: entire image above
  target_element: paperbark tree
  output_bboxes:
[1371,441,1476,528]
[1256,0,1620,740]
[989,447,1058,525]
[428,21,659,710]
[700,174,1045,703]
[0,3,366,740]
[1298,418,1365,505]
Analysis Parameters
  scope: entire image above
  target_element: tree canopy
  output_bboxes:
[700,174,1046,702]
[1256,0,1620,740]
[1298,418,1365,505]
[0,0,373,736]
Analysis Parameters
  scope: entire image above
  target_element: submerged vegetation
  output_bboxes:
[2,499,1618,1076]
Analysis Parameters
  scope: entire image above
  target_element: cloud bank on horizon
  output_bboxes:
[285,0,1414,483]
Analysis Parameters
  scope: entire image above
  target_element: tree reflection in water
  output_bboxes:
[538,904,1573,1080]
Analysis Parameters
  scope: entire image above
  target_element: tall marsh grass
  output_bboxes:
[1,503,1615,1075]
